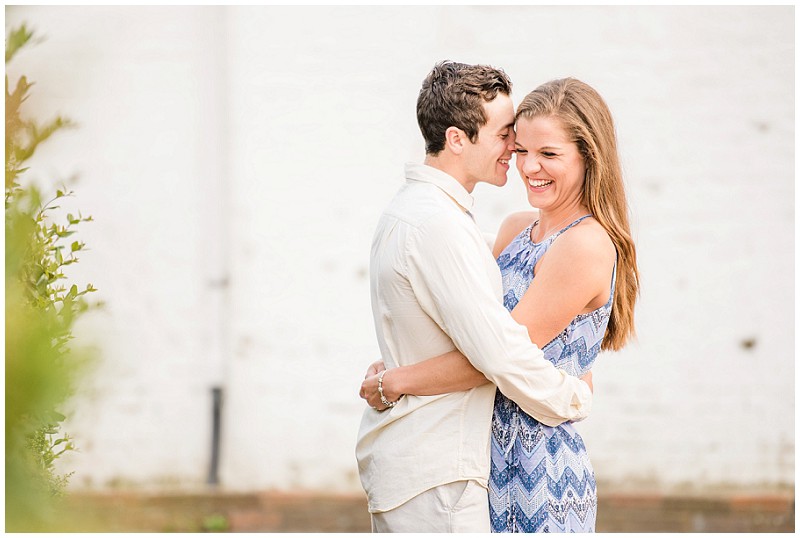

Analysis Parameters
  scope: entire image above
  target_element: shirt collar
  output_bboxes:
[404,162,475,214]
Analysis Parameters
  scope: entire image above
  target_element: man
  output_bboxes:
[355,61,593,532]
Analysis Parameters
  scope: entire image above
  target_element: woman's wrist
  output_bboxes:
[381,367,405,402]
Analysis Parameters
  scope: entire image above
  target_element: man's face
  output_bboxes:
[461,94,516,191]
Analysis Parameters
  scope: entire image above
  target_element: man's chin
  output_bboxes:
[479,174,508,187]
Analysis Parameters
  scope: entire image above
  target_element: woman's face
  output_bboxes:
[514,115,586,212]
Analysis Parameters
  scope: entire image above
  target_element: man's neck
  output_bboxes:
[423,154,474,193]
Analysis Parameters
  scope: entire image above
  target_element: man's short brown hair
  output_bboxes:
[416,60,513,155]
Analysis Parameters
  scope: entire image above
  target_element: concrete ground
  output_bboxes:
[46,489,794,533]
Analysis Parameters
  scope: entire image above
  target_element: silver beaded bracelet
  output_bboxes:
[378,370,400,408]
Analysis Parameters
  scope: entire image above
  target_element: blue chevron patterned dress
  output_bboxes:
[489,215,615,533]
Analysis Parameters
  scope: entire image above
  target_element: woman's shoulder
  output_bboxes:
[554,216,616,263]
[492,210,539,258]
[545,217,617,306]
[500,210,539,235]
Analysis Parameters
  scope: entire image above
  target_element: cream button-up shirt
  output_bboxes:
[356,162,592,513]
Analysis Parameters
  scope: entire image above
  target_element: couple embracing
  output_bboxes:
[356,61,639,533]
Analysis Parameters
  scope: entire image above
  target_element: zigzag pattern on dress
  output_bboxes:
[489,391,600,532]
[489,215,613,533]
[489,482,598,532]
[548,336,601,374]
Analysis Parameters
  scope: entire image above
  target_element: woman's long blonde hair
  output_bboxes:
[517,78,639,350]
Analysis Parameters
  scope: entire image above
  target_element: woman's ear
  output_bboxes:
[444,126,466,155]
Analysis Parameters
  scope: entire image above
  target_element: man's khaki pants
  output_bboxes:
[370,480,490,533]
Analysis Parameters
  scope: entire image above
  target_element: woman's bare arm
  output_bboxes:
[359,212,536,408]
[360,350,488,409]
[509,219,615,347]
[360,215,611,409]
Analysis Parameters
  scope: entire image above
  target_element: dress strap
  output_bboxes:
[557,214,593,235]
[537,214,593,244]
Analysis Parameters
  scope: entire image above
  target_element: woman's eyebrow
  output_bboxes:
[513,144,564,154]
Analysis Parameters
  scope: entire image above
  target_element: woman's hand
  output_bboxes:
[364,360,386,379]
[360,360,387,410]
[360,366,402,411]
[360,371,387,410]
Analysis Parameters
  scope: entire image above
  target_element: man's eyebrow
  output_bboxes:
[496,123,514,135]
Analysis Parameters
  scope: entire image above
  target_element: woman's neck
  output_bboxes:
[534,203,590,241]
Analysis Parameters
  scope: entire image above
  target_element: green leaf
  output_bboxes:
[5,25,35,63]
[6,25,98,515]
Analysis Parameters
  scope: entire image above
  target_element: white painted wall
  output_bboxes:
[6,5,793,494]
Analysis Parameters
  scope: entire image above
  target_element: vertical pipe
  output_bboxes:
[208,386,223,485]
[201,5,230,488]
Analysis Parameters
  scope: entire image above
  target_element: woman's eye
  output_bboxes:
[515,149,527,155]
[542,152,556,158]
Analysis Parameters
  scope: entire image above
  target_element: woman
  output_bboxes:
[360,78,639,532]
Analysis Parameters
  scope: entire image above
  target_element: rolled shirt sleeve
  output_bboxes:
[405,211,592,426]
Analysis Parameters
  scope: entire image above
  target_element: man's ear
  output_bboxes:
[444,126,467,155]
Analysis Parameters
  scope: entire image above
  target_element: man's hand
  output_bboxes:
[580,371,593,394]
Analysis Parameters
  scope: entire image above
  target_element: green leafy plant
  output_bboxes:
[202,514,231,533]
[6,23,97,531]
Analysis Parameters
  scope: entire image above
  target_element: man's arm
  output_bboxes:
[404,213,592,426]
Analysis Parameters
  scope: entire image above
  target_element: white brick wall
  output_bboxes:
[6,5,793,494]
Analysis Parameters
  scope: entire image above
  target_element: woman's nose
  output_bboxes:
[522,155,541,175]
